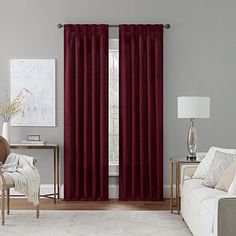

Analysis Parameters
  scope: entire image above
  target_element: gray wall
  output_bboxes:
[1,0,236,189]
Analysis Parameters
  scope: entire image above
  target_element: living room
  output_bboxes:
[0,0,236,235]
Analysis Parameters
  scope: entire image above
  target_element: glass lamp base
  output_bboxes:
[187,118,197,157]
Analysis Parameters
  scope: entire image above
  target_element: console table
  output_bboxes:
[10,144,59,203]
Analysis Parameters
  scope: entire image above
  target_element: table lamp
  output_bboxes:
[178,96,210,159]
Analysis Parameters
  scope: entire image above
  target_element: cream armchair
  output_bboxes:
[0,136,39,225]
[181,164,236,236]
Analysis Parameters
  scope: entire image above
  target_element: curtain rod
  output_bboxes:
[57,23,171,29]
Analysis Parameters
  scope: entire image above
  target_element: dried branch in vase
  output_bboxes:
[0,92,24,122]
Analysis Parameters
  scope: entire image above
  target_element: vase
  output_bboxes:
[2,122,10,143]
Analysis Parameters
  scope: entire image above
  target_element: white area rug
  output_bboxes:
[1,210,192,236]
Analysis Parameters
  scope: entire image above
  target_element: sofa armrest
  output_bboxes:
[181,164,199,187]
[216,195,236,236]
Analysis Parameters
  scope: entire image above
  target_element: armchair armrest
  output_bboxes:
[181,164,199,187]
[0,162,7,186]
[215,195,236,236]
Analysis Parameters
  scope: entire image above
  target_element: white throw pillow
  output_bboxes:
[215,160,236,192]
[203,151,236,188]
[228,173,236,195]
[192,147,236,179]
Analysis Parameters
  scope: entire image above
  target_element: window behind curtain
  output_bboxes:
[109,39,119,175]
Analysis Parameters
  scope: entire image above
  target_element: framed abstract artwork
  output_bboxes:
[10,59,56,126]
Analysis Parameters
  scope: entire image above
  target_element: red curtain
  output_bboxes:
[64,24,109,200]
[119,25,163,200]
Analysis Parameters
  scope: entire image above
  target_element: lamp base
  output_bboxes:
[187,155,196,161]
[187,118,197,157]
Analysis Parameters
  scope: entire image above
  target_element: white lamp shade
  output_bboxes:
[178,96,210,118]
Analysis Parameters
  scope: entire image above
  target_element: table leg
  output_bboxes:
[53,148,56,204]
[56,147,60,199]
[170,159,173,213]
[176,161,180,214]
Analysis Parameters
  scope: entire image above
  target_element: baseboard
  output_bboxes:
[7,184,175,199]
[109,184,176,199]
[163,185,176,199]
[109,185,119,199]
[56,184,118,199]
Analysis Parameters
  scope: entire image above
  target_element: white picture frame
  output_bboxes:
[10,59,56,127]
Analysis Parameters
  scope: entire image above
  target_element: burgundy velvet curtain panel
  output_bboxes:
[64,24,109,200]
[119,25,163,200]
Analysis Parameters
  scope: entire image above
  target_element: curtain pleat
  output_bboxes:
[64,24,108,200]
[119,25,163,200]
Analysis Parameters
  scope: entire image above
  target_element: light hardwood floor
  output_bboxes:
[8,198,170,211]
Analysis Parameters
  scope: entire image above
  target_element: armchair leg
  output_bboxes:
[6,189,10,215]
[36,188,40,218]
[1,189,5,225]
[36,205,39,219]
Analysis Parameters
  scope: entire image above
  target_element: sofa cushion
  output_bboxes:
[181,178,203,199]
[228,173,236,194]
[189,186,226,213]
[182,178,226,213]
[199,198,216,234]
[216,160,236,192]
[202,198,218,215]
[192,187,226,201]
[182,178,203,191]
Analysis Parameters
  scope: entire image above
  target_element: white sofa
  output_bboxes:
[181,165,236,236]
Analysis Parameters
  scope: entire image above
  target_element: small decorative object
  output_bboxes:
[178,96,210,159]
[27,134,41,142]
[10,59,56,126]
[0,92,23,142]
[196,152,207,161]
[21,134,45,145]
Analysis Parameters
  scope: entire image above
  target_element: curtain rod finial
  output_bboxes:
[57,23,63,28]
[164,24,171,29]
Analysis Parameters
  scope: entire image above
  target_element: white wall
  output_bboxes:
[1,0,236,191]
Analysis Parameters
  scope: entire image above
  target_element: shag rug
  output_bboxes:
[1,210,191,236]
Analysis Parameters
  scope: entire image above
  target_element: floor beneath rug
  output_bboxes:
[1,210,192,236]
